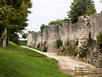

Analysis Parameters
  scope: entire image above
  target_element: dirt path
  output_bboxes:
[22,46,96,76]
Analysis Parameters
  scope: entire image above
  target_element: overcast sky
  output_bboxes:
[26,0,102,32]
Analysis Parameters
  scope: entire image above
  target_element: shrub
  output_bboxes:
[87,32,95,47]
[75,40,78,46]
[56,39,63,48]
[97,32,102,45]
[79,47,88,58]
[97,32,102,49]
[37,43,40,48]
[66,45,76,56]
[42,46,48,52]
[65,40,77,56]
[87,37,95,47]
[65,41,70,46]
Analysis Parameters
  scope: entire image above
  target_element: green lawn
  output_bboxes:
[0,41,72,77]
[19,40,27,46]
[28,46,42,51]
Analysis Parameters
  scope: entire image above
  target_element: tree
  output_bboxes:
[40,24,48,32]
[68,0,96,23]
[22,33,27,40]
[0,0,32,48]
[48,19,63,26]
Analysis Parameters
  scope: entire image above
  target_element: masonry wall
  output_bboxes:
[77,16,91,47]
[60,21,70,44]
[27,13,102,53]
[27,32,37,47]
[90,13,102,40]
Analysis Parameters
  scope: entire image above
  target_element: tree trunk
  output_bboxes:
[3,27,7,48]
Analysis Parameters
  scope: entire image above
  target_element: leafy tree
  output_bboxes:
[68,0,96,23]
[22,33,27,40]
[48,19,63,26]
[0,0,32,48]
[9,33,20,45]
[40,24,48,32]
[63,18,70,21]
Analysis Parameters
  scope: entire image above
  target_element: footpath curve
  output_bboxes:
[21,46,96,76]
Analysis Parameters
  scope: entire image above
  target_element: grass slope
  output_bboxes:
[0,41,72,77]
[19,40,27,46]
[28,46,42,51]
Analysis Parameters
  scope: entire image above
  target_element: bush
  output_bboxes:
[65,41,70,46]
[37,43,40,48]
[56,39,63,48]
[42,46,48,52]
[66,45,77,56]
[79,47,88,58]
[75,40,78,46]
[87,37,95,47]
[61,40,77,56]
[97,32,102,45]
[97,32,102,49]
[87,32,95,47]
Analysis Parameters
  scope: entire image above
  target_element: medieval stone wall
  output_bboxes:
[47,25,60,52]
[69,23,78,41]
[77,16,91,47]
[90,13,102,40]
[27,13,102,67]
[27,32,37,47]
[27,13,102,53]
[60,21,70,44]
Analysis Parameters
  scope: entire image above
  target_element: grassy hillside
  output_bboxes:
[0,41,72,77]
[19,40,27,46]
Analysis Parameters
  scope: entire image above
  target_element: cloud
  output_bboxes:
[26,0,102,32]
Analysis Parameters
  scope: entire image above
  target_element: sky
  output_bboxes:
[26,0,102,32]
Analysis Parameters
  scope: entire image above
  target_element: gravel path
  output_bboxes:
[22,46,96,76]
